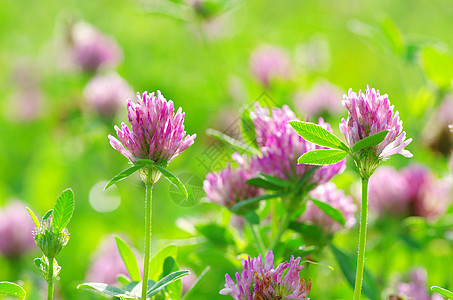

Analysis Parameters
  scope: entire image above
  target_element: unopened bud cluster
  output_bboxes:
[34,217,69,258]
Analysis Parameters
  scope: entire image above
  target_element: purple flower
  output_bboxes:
[108,91,196,165]
[299,182,357,234]
[339,86,412,164]
[401,165,451,219]
[71,22,123,72]
[394,268,443,300]
[368,166,411,217]
[86,236,132,285]
[251,103,345,184]
[84,72,133,116]
[368,165,451,219]
[203,153,264,209]
[220,250,311,300]
[249,45,292,87]
[0,201,36,258]
[294,80,343,117]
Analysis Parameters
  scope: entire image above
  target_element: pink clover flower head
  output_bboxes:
[108,91,196,166]
[395,268,443,300]
[220,250,311,300]
[401,165,452,219]
[86,236,130,285]
[84,72,133,116]
[203,153,264,210]
[71,22,123,72]
[251,103,345,184]
[300,182,357,234]
[249,45,292,87]
[339,86,412,168]
[368,166,411,217]
[0,201,36,258]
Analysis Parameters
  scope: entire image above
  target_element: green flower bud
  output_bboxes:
[34,217,69,258]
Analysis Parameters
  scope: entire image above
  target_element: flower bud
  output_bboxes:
[34,217,69,258]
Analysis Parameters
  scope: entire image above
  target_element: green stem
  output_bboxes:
[270,212,291,250]
[353,178,369,300]
[47,256,54,300]
[141,183,154,300]
[247,221,265,254]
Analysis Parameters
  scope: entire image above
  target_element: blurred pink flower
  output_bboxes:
[86,236,132,285]
[203,153,264,209]
[340,86,412,161]
[294,80,343,117]
[251,103,345,184]
[0,201,36,258]
[84,72,133,116]
[249,45,292,87]
[368,165,451,219]
[299,182,357,234]
[423,96,453,155]
[71,22,123,72]
[220,250,311,299]
[109,91,196,164]
[394,268,443,300]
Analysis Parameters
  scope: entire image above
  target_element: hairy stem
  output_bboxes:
[353,178,369,300]
[141,183,154,300]
[47,256,54,300]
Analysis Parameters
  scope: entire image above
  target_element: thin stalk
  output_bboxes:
[141,183,154,300]
[47,256,54,300]
[270,212,291,250]
[353,178,369,300]
[247,221,265,254]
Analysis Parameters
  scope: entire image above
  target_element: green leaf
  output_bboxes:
[240,108,258,149]
[77,283,135,298]
[153,165,188,200]
[123,280,156,297]
[298,149,347,165]
[162,257,176,278]
[0,282,26,299]
[289,121,348,151]
[330,244,379,300]
[194,224,234,247]
[378,14,405,55]
[53,188,75,232]
[43,209,53,221]
[105,164,145,190]
[231,192,288,213]
[33,257,42,268]
[115,236,141,282]
[182,266,210,300]
[310,199,346,226]
[165,278,182,300]
[422,46,453,89]
[206,128,256,155]
[147,270,190,297]
[244,210,260,225]
[117,274,131,286]
[245,178,282,190]
[258,173,292,188]
[431,286,453,298]
[26,207,40,228]
[149,244,178,281]
[352,130,388,153]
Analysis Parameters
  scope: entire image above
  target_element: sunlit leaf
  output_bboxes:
[0,282,26,299]
[431,286,453,298]
[26,207,40,228]
[241,108,258,149]
[115,236,141,282]
[289,121,348,150]
[53,188,75,232]
[77,283,135,298]
[105,164,145,190]
[422,46,453,89]
[298,149,347,165]
[352,130,388,153]
[153,165,188,200]
[149,244,178,281]
[147,270,189,297]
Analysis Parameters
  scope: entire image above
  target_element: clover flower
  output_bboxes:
[86,236,131,285]
[294,80,343,117]
[71,22,123,72]
[299,182,357,234]
[249,45,292,87]
[108,91,196,166]
[220,250,311,300]
[368,165,451,219]
[203,153,264,209]
[393,268,443,300]
[340,86,412,177]
[84,72,133,116]
[251,103,345,184]
[0,201,36,258]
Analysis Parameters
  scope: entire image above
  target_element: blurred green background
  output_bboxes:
[0,0,452,299]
